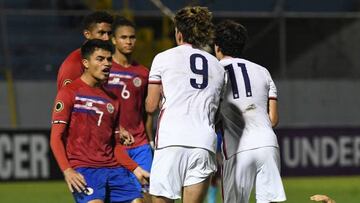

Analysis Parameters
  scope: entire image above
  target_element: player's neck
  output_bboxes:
[113,51,132,68]
[80,74,102,88]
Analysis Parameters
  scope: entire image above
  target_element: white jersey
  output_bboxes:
[220,57,278,158]
[149,44,225,153]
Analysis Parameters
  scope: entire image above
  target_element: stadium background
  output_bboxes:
[1,0,360,202]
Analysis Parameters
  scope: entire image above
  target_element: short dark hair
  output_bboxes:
[174,6,214,49]
[214,20,248,58]
[111,15,135,34]
[82,11,113,30]
[81,39,114,59]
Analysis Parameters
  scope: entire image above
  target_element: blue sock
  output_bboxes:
[207,186,217,203]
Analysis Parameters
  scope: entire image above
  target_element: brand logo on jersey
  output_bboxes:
[83,187,94,195]
[107,103,114,113]
[55,101,64,112]
[133,77,142,87]
[63,79,72,87]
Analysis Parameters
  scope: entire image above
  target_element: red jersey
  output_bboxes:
[52,78,120,169]
[57,48,84,90]
[105,61,149,148]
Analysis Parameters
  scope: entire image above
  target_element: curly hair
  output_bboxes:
[174,6,214,49]
[82,11,113,31]
[214,20,248,58]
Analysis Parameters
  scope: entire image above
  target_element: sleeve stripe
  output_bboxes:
[269,97,277,100]
[52,120,68,124]
[149,80,162,85]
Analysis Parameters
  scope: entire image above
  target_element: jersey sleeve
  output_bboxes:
[148,54,163,84]
[52,88,74,124]
[57,49,83,90]
[263,68,277,99]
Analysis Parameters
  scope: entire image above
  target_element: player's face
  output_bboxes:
[85,22,112,41]
[112,26,136,55]
[84,48,112,82]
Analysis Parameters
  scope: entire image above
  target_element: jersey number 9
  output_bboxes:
[189,54,208,89]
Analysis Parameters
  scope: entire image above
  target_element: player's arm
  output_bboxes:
[145,84,162,114]
[266,68,279,128]
[50,124,87,193]
[114,144,149,185]
[268,98,279,128]
[145,113,154,149]
[50,90,86,193]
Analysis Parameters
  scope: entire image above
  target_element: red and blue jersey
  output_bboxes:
[52,78,120,169]
[105,61,149,148]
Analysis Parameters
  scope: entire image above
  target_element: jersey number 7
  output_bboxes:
[225,63,252,99]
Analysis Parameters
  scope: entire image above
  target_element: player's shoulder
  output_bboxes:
[65,48,81,61]
[132,62,149,73]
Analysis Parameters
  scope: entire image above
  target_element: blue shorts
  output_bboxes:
[73,167,142,203]
[127,144,153,192]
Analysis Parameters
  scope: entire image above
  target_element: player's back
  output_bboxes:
[220,58,278,157]
[149,44,225,153]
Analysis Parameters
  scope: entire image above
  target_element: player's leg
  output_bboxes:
[107,167,143,203]
[149,147,184,202]
[182,177,211,203]
[254,147,286,203]
[152,196,174,203]
[222,150,256,203]
[127,144,153,203]
[182,147,217,203]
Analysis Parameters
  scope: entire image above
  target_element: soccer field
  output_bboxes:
[0,176,359,203]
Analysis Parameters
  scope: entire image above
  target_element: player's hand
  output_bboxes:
[310,194,336,203]
[133,166,150,185]
[119,127,134,146]
[63,168,87,193]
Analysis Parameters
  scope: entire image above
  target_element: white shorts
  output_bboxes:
[149,146,217,199]
[222,147,286,203]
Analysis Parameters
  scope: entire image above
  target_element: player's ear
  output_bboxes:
[82,58,89,69]
[83,29,91,39]
[111,36,116,45]
[214,44,223,60]
[175,28,183,45]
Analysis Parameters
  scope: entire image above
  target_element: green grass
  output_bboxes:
[1,176,359,203]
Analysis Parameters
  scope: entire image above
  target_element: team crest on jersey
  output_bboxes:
[133,77,142,87]
[55,101,64,112]
[107,103,114,113]
[63,79,72,87]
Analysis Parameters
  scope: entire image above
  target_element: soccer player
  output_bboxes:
[57,11,113,90]
[106,16,154,202]
[214,20,286,203]
[146,6,225,203]
[50,39,148,203]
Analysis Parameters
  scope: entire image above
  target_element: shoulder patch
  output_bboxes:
[63,79,72,87]
[55,101,64,112]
